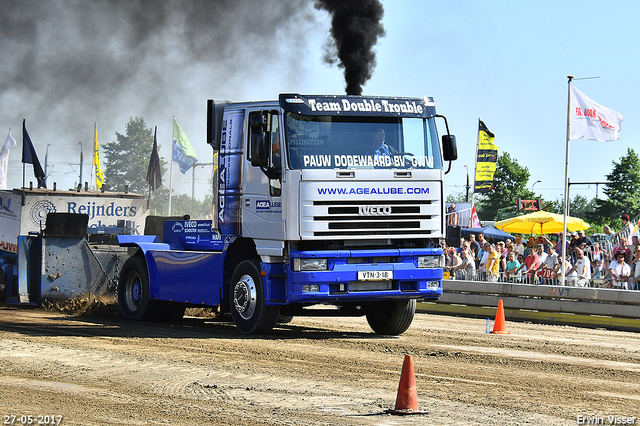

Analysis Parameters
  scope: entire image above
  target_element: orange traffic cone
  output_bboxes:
[491,299,510,334]
[387,354,429,415]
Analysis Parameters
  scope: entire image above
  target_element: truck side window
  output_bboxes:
[268,113,281,197]
[248,110,281,197]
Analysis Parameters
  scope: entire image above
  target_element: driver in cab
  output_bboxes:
[368,127,398,157]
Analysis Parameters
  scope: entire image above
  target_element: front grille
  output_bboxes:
[302,199,441,238]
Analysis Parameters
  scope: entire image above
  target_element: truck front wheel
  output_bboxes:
[118,254,163,321]
[230,260,280,334]
[366,299,416,335]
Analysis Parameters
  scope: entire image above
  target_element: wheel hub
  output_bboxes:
[233,276,257,320]
[132,281,141,302]
[125,273,142,310]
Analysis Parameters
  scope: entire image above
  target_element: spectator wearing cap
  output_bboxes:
[566,248,591,287]
[629,245,640,291]
[576,230,593,249]
[609,251,631,289]
[477,242,490,280]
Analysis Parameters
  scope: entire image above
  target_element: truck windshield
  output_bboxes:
[284,113,443,170]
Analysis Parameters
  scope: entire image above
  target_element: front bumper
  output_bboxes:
[264,248,443,305]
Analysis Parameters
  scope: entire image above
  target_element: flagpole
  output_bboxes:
[148,126,157,210]
[21,120,26,205]
[92,123,96,191]
[471,118,481,207]
[168,116,175,215]
[560,76,573,287]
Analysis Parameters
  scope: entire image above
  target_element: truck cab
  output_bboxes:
[117,94,457,335]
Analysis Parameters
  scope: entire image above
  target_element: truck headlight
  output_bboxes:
[292,258,328,271]
[417,255,444,269]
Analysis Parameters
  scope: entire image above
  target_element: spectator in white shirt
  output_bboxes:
[537,245,558,285]
[566,248,591,287]
[609,252,631,289]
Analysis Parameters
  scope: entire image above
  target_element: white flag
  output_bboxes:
[0,131,17,190]
[570,85,623,142]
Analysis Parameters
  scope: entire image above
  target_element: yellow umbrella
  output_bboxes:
[495,210,590,235]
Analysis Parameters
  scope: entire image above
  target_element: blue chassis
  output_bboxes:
[117,234,443,308]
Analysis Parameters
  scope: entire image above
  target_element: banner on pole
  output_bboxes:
[474,120,498,193]
[570,85,623,142]
[0,131,17,189]
[93,124,104,190]
[173,117,198,174]
[147,127,162,192]
[22,120,46,188]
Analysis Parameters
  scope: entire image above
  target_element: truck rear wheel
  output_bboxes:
[230,260,280,334]
[118,254,163,321]
[366,299,416,335]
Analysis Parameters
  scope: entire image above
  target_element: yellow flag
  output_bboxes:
[474,120,497,193]
[93,124,104,189]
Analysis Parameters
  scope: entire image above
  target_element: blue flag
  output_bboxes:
[172,117,198,174]
[22,120,46,188]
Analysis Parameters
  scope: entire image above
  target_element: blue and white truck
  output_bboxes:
[117,94,457,335]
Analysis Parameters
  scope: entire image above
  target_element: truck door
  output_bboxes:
[242,110,285,243]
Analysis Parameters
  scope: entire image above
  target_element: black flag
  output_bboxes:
[22,120,46,188]
[147,126,162,191]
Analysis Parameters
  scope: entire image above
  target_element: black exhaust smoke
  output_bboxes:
[315,0,385,95]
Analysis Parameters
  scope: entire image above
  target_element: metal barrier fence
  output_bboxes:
[417,279,640,331]
[445,268,633,289]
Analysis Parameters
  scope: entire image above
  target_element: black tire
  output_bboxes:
[366,299,416,335]
[229,260,280,334]
[277,314,294,324]
[117,254,164,321]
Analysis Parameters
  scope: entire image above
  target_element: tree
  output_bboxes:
[446,191,468,203]
[103,117,165,194]
[549,194,596,221]
[476,152,536,221]
[167,193,214,219]
[588,148,640,226]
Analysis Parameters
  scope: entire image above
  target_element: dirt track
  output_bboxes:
[1,305,639,426]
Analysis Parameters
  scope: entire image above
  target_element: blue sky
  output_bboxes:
[2,0,637,208]
[348,1,638,205]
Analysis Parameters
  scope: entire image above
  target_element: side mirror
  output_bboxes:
[206,99,230,150]
[442,135,457,161]
[249,114,267,167]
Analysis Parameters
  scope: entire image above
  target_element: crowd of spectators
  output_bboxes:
[442,213,639,290]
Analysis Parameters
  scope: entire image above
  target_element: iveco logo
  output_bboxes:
[358,205,392,215]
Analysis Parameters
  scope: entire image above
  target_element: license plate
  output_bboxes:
[357,270,393,281]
